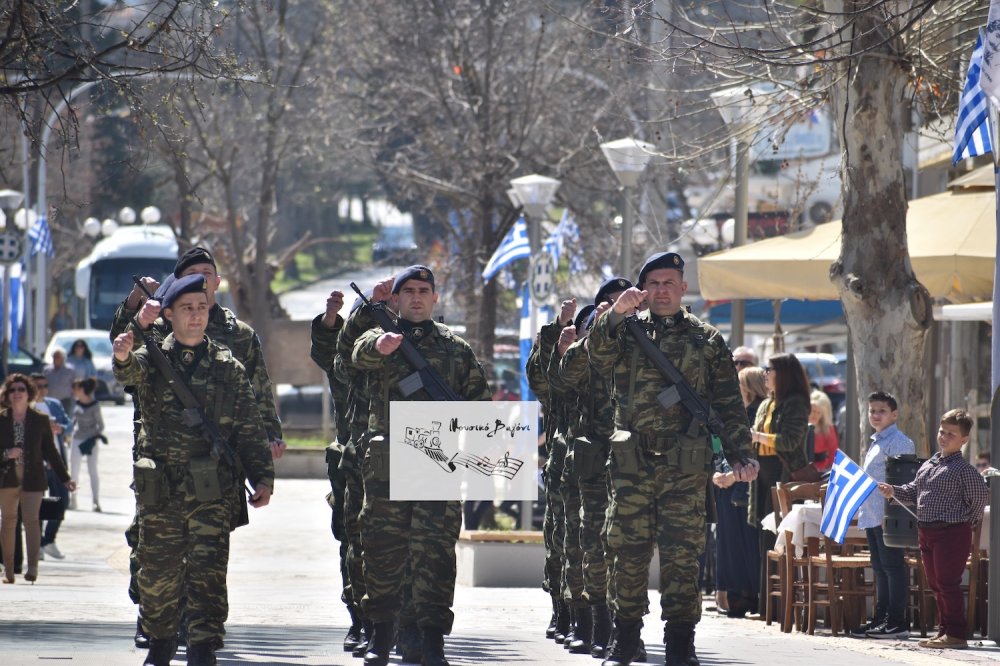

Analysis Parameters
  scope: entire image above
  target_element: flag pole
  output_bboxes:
[990,94,1000,645]
[887,497,919,522]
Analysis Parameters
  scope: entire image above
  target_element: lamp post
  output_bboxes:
[600,138,655,278]
[509,173,560,530]
[710,84,774,347]
[0,189,25,376]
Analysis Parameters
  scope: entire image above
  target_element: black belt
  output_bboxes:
[917,521,961,530]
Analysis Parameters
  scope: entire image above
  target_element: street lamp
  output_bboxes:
[710,83,775,347]
[508,173,560,531]
[601,137,656,278]
[0,189,24,377]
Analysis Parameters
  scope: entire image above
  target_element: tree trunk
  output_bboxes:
[830,2,933,455]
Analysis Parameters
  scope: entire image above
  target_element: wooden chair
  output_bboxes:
[764,486,786,627]
[806,495,874,636]
[775,481,825,633]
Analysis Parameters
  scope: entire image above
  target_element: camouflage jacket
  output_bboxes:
[335,305,381,444]
[310,314,350,444]
[558,338,615,442]
[113,334,275,490]
[352,314,492,433]
[114,301,282,440]
[588,308,751,463]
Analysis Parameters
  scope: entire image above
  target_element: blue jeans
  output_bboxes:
[865,526,907,627]
[41,468,69,547]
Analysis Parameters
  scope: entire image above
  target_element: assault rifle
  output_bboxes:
[622,314,750,465]
[349,282,461,401]
[129,276,244,478]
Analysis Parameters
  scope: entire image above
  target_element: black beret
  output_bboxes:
[637,252,685,288]
[391,265,435,294]
[594,276,634,306]
[152,274,176,301]
[173,246,216,278]
[584,310,597,331]
[161,274,208,309]
[574,304,596,331]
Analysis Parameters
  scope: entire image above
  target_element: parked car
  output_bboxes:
[277,384,325,431]
[0,348,46,382]
[794,351,847,412]
[44,329,126,405]
[372,225,419,264]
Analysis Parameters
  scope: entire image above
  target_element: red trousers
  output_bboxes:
[918,522,972,639]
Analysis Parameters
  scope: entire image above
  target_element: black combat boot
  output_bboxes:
[563,606,578,649]
[344,606,363,651]
[134,616,150,649]
[591,604,612,658]
[186,641,217,666]
[420,627,449,666]
[143,638,177,666]
[353,620,374,658]
[397,623,424,663]
[601,618,641,666]
[554,600,571,643]
[569,606,594,653]
[363,621,395,666]
[546,596,559,639]
[663,622,699,666]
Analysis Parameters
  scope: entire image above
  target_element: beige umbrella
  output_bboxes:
[698,187,996,302]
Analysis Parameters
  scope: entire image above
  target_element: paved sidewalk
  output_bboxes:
[1,404,998,664]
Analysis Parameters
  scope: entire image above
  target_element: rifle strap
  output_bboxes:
[625,345,641,426]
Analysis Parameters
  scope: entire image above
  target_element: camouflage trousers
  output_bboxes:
[343,464,367,610]
[580,472,612,604]
[359,464,461,633]
[137,492,232,647]
[560,478,586,606]
[606,452,707,624]
[542,478,565,599]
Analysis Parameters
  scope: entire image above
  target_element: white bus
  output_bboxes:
[75,225,178,331]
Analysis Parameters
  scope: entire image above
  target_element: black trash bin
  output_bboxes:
[882,454,924,548]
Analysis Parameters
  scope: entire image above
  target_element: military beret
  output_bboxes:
[152,274,176,301]
[574,304,596,331]
[161,274,208,309]
[637,252,685,287]
[173,246,216,278]
[391,265,435,294]
[584,310,597,331]
[594,276,634,306]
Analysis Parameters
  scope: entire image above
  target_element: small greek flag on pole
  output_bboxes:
[953,32,993,164]
[482,216,530,283]
[820,450,878,544]
[27,214,54,257]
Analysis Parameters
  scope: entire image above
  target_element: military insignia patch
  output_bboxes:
[181,349,195,365]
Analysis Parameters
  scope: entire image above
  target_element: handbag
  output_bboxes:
[39,496,65,521]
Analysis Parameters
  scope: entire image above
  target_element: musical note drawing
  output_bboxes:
[401,420,524,479]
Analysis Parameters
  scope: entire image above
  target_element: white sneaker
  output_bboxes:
[42,543,65,560]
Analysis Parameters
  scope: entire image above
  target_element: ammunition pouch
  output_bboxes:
[364,435,390,484]
[134,458,168,507]
[545,433,568,487]
[673,433,712,474]
[610,430,640,476]
[189,455,223,502]
[573,436,609,480]
[337,442,360,478]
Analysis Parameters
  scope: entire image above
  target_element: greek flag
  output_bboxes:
[820,450,878,544]
[482,216,530,283]
[980,2,1000,103]
[0,262,24,355]
[953,32,993,164]
[542,209,586,274]
[27,214,54,257]
[518,282,554,400]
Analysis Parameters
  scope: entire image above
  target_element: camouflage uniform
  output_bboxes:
[587,308,751,626]
[352,315,491,633]
[114,334,274,648]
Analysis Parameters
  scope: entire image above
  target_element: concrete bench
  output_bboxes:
[456,530,546,587]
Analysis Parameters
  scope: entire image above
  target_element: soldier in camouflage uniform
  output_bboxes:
[525,304,572,643]
[112,274,274,666]
[588,253,758,666]
[556,277,633,658]
[114,247,285,648]
[351,266,492,666]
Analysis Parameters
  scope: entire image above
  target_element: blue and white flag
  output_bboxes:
[820,450,878,544]
[518,281,554,400]
[953,32,993,164]
[979,2,1000,103]
[0,262,24,355]
[27,214,54,257]
[483,216,530,283]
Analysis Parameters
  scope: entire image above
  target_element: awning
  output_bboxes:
[697,188,996,302]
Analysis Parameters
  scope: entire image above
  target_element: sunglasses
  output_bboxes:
[7,386,27,393]
[35,384,48,389]
[976,462,990,469]
[734,359,754,368]
[764,367,773,373]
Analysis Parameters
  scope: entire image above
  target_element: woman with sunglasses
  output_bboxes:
[0,373,76,584]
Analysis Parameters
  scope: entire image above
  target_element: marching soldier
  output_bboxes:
[588,253,758,666]
[351,266,492,666]
[112,274,274,666]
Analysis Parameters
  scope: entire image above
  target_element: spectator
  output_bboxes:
[48,303,74,336]
[29,373,72,560]
[67,339,97,382]
[975,452,999,479]
[732,346,758,371]
[68,378,105,513]
[851,391,914,639]
[878,409,988,650]
[809,389,839,472]
[0,373,75,584]
[43,350,75,414]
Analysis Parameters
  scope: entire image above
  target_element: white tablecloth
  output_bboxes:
[762,502,864,556]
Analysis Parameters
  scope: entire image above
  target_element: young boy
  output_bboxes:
[878,409,989,650]
[851,391,914,639]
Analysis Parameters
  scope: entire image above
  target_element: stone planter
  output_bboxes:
[273,447,328,480]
